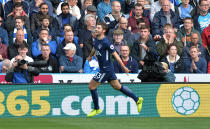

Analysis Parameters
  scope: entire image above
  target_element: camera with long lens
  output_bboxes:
[17,60,48,68]
[137,52,166,82]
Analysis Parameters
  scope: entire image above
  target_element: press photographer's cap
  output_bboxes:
[87,5,97,12]
[63,43,76,51]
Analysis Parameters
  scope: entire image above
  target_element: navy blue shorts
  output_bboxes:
[92,70,117,83]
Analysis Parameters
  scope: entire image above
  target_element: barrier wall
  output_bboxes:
[1,73,210,83]
[0,83,209,118]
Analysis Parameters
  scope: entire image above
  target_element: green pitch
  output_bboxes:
[0,117,209,129]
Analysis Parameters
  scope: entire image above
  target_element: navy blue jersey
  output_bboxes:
[94,37,115,71]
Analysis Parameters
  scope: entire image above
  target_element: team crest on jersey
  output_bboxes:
[110,44,114,49]
[98,44,102,49]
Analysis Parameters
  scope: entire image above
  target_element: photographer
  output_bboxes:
[5,55,40,83]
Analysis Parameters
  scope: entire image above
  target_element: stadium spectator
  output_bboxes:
[184,46,207,73]
[31,29,57,58]
[0,2,3,20]
[83,55,99,73]
[177,17,202,46]
[79,14,96,48]
[160,44,185,73]
[8,29,32,59]
[57,2,79,36]
[156,26,184,59]
[131,25,156,68]
[0,38,8,61]
[79,5,97,30]
[29,0,54,17]
[35,44,59,73]
[30,3,59,35]
[10,43,34,65]
[104,1,125,30]
[56,0,81,20]
[107,17,132,42]
[150,0,175,21]
[82,29,96,62]
[0,59,11,73]
[97,0,112,22]
[182,33,208,61]
[112,29,127,54]
[4,0,29,18]
[202,24,210,49]
[114,45,139,73]
[152,0,180,41]
[8,16,32,45]
[128,3,150,33]
[80,0,93,18]
[193,0,210,33]
[175,0,194,23]
[56,30,83,58]
[0,16,9,46]
[59,43,83,73]
[33,15,59,41]
[5,3,30,32]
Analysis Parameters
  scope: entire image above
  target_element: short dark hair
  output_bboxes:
[39,3,48,8]
[184,17,193,23]
[41,44,50,49]
[199,0,208,5]
[41,15,50,21]
[15,16,25,22]
[140,25,150,32]
[134,3,144,9]
[14,2,22,8]
[63,24,72,31]
[61,2,69,9]
[18,42,29,50]
[40,28,49,34]
[97,22,108,32]
[167,44,177,53]
[136,18,146,25]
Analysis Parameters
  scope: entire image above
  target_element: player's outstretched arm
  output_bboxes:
[112,51,130,74]
[87,48,95,61]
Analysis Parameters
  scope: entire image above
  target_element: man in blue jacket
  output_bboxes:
[152,0,180,41]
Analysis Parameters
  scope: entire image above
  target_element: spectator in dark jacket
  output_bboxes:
[29,0,54,17]
[8,16,32,45]
[8,29,32,59]
[35,44,59,73]
[182,33,208,62]
[0,16,9,46]
[193,0,210,33]
[5,3,30,32]
[4,0,29,18]
[33,15,59,41]
[161,44,185,73]
[0,2,4,20]
[57,2,79,36]
[152,0,180,41]
[30,3,59,35]
[131,25,157,68]
[59,43,83,73]
[56,30,83,58]
[114,45,139,73]
[184,46,207,73]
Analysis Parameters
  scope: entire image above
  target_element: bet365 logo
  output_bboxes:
[172,87,200,115]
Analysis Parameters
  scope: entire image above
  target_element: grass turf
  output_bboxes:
[0,117,209,129]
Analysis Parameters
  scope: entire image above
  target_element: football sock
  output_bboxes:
[120,85,138,102]
[90,89,99,110]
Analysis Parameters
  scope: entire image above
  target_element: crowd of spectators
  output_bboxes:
[0,0,209,74]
